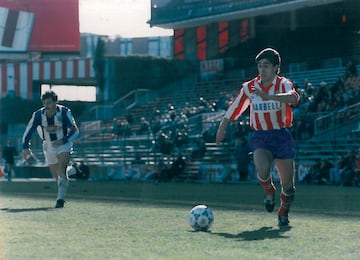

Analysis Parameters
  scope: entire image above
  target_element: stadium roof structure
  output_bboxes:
[150,0,344,29]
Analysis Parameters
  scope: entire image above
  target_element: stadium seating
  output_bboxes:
[285,67,346,86]
[17,62,359,182]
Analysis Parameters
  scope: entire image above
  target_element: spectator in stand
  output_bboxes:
[294,118,313,141]
[160,114,170,129]
[173,129,189,152]
[178,112,189,129]
[306,159,321,184]
[143,158,167,182]
[342,79,354,105]
[150,117,161,136]
[234,120,251,139]
[308,81,330,113]
[126,113,134,125]
[316,100,328,113]
[117,120,132,138]
[314,158,332,185]
[132,153,144,165]
[234,136,251,181]
[345,60,357,79]
[112,118,121,140]
[158,153,186,182]
[328,79,345,110]
[152,107,161,117]
[216,91,228,111]
[297,88,310,109]
[190,137,207,160]
[329,155,344,185]
[292,87,314,141]
[202,121,218,143]
[138,117,150,135]
[306,158,332,185]
[340,149,357,187]
[353,148,360,187]
[128,153,146,181]
[304,79,314,98]
[341,60,359,106]
[307,80,340,114]
[220,93,235,111]
[2,138,18,181]
[345,74,360,106]
[181,102,192,118]
[199,96,215,112]
[156,131,173,157]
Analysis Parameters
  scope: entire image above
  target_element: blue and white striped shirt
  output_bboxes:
[22,105,79,149]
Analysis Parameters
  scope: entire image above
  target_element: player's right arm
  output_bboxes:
[216,86,251,145]
[22,110,42,152]
[216,117,230,145]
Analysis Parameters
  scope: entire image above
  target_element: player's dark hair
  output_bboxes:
[255,48,281,73]
[41,90,58,102]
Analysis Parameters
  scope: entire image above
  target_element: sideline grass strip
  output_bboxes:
[1,181,359,259]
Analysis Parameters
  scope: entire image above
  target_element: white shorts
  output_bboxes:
[43,141,73,165]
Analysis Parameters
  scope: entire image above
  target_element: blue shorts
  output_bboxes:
[249,128,295,159]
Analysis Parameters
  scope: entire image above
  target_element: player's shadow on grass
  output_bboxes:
[210,226,291,241]
[0,207,54,213]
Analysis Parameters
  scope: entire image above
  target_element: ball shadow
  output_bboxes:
[210,225,292,241]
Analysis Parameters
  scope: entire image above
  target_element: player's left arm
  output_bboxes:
[61,109,80,144]
[265,91,298,105]
[254,79,300,105]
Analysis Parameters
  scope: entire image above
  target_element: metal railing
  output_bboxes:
[112,89,158,118]
[314,102,360,137]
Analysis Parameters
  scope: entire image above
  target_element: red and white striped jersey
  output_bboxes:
[224,75,300,130]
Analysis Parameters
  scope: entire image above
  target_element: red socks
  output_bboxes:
[277,192,295,216]
[258,177,276,196]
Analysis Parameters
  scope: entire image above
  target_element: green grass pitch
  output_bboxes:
[1,180,359,259]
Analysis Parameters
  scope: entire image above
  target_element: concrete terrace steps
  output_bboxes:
[296,136,360,163]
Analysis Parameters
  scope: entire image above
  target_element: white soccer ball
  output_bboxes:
[188,204,214,231]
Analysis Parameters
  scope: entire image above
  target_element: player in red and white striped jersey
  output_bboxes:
[216,48,300,226]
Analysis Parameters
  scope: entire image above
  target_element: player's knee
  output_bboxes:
[255,166,271,180]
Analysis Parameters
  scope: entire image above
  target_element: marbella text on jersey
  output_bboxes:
[225,75,300,131]
[251,100,281,111]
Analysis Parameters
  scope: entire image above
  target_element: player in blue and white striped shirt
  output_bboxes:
[22,91,80,208]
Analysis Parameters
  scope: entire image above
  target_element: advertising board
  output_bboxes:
[0,0,79,52]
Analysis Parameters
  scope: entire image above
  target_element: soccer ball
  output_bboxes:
[188,205,214,231]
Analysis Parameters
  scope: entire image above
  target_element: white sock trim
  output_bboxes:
[257,175,271,182]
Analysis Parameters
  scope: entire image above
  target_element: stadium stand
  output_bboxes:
[286,67,346,87]
[10,61,359,184]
